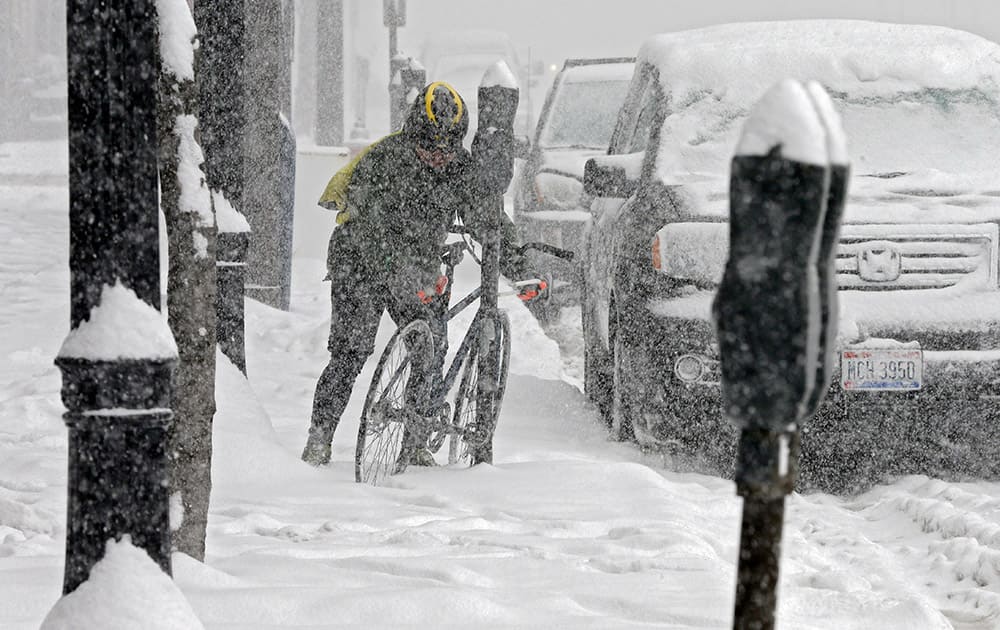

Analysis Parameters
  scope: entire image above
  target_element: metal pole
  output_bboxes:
[316,0,344,145]
[386,0,404,130]
[731,429,795,630]
[59,0,174,593]
[243,0,295,311]
[734,495,786,630]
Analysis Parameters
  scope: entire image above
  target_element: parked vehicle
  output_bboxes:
[581,20,1000,492]
[512,57,634,321]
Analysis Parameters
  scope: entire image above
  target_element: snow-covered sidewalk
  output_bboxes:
[2,141,1000,628]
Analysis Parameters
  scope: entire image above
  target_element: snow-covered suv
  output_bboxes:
[512,57,634,321]
[582,20,1000,491]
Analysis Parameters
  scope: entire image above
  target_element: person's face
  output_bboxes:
[415,144,457,169]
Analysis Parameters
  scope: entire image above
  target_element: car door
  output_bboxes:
[585,65,661,349]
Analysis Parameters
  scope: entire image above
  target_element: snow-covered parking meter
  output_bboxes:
[713,79,848,496]
[468,60,519,465]
[713,79,848,630]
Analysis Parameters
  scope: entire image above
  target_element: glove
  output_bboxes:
[515,274,550,302]
[417,275,450,305]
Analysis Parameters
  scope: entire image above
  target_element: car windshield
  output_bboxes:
[539,80,630,149]
[657,86,1000,181]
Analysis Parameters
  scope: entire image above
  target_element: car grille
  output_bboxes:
[835,223,998,290]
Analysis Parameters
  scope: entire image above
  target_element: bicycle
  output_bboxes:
[354,228,574,485]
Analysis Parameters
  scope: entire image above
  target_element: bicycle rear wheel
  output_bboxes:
[450,311,511,466]
[355,320,434,485]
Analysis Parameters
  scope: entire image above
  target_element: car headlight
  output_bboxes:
[534,172,584,210]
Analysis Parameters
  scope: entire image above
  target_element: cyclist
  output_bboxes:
[302,81,544,466]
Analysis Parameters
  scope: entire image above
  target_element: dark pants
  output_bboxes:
[308,267,448,445]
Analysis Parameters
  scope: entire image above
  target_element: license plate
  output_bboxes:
[841,348,922,391]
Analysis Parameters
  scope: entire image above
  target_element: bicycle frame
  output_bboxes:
[422,235,575,419]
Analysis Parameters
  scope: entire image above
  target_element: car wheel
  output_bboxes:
[609,303,637,443]
[582,286,613,425]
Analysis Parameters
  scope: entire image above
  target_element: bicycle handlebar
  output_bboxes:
[447,226,575,262]
[517,242,575,262]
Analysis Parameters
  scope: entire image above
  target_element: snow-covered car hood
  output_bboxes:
[651,169,1000,336]
[671,170,1000,224]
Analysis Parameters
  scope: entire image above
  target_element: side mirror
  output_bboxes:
[514,135,531,160]
[584,156,639,198]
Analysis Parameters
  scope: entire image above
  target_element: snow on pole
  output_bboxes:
[713,78,847,630]
[481,59,519,90]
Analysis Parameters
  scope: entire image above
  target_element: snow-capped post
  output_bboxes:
[388,54,426,132]
[216,200,251,373]
[470,60,519,465]
[192,0,252,372]
[57,0,177,594]
[712,80,847,630]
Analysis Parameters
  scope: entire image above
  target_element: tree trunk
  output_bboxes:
[156,0,218,561]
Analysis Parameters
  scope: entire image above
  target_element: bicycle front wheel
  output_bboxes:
[450,311,511,466]
[355,320,434,485]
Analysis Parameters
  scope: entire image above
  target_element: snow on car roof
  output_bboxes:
[638,20,1000,201]
[639,20,1000,97]
[561,62,634,84]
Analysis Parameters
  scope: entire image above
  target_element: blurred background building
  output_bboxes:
[1,0,65,143]
[2,1,995,147]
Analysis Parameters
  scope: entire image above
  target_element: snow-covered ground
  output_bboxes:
[3,141,1000,628]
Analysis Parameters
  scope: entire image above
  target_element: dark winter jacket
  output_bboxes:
[319,103,529,295]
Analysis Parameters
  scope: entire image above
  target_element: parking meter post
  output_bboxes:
[471,62,519,465]
[714,79,845,630]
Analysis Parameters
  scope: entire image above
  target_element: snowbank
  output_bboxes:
[40,537,205,630]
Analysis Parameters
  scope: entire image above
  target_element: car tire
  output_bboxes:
[609,305,637,443]
[582,285,613,426]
